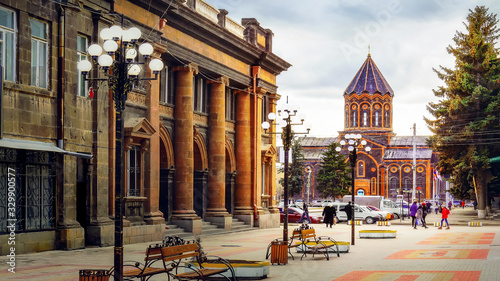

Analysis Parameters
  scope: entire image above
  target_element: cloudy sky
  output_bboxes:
[209,0,500,137]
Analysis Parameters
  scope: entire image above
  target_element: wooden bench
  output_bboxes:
[266,227,340,261]
[298,228,339,260]
[163,242,235,280]
[122,243,172,280]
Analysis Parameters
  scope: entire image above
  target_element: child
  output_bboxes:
[438,206,450,229]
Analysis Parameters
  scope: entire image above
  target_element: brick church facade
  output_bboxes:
[299,54,446,202]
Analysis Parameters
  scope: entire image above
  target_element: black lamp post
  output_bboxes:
[262,103,310,249]
[403,189,412,218]
[78,25,163,281]
[336,134,370,246]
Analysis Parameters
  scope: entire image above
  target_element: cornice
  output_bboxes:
[129,0,291,75]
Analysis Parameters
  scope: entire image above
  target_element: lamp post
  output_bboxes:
[417,187,422,202]
[78,25,163,281]
[306,166,312,205]
[403,189,412,218]
[336,134,370,246]
[262,103,310,247]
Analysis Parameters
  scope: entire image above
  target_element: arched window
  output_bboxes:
[371,177,377,194]
[357,189,365,196]
[363,111,368,126]
[390,177,398,196]
[384,105,391,128]
[358,161,364,177]
[375,111,379,126]
[351,111,356,127]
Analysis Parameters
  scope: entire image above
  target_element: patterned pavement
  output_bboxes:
[1,208,499,280]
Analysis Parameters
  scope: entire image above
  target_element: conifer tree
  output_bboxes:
[316,142,352,199]
[426,6,500,218]
[278,138,305,199]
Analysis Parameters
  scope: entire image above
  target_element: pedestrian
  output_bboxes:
[448,201,452,209]
[439,203,443,213]
[298,202,311,224]
[473,200,477,210]
[345,201,353,224]
[322,203,336,228]
[410,200,418,229]
[438,206,451,229]
[421,203,428,226]
[416,204,428,229]
[461,201,465,209]
[434,202,439,214]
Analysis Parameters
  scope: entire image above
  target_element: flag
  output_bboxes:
[433,169,442,181]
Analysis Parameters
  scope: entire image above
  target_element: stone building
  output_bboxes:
[299,54,446,203]
[0,0,289,255]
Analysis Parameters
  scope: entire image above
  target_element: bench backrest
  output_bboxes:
[161,243,200,262]
[301,229,317,240]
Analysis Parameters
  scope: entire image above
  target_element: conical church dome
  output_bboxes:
[344,54,394,96]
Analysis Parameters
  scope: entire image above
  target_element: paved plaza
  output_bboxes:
[1,207,499,280]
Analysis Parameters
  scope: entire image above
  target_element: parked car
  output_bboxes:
[331,202,383,224]
[311,200,323,207]
[278,207,323,224]
[364,205,394,220]
[322,200,334,207]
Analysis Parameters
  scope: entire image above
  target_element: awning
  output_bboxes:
[0,138,93,159]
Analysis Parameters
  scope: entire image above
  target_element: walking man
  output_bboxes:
[345,201,353,224]
[299,202,311,224]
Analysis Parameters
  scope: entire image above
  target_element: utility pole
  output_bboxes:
[412,123,417,201]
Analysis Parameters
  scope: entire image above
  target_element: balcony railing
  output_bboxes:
[194,0,244,39]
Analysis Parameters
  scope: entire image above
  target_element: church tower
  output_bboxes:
[342,53,394,141]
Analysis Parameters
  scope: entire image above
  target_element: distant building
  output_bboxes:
[299,54,446,202]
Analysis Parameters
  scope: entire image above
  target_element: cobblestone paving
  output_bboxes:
[1,208,499,280]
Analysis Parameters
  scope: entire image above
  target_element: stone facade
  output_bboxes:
[0,0,288,255]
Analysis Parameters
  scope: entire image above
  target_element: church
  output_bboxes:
[299,54,446,202]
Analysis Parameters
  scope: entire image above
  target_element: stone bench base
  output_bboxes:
[377,221,391,226]
[185,260,269,279]
[359,230,397,239]
[295,241,350,253]
[348,220,363,225]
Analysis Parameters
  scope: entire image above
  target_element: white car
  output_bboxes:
[361,205,393,220]
[322,200,334,207]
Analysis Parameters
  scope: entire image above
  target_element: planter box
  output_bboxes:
[359,230,397,239]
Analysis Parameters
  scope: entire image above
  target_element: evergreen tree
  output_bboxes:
[278,138,305,199]
[425,6,500,218]
[316,142,352,199]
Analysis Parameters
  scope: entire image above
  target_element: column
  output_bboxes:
[205,76,232,230]
[234,89,253,225]
[171,64,201,234]
[144,52,164,225]
[268,93,280,214]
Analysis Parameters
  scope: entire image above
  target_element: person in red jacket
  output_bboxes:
[438,206,450,229]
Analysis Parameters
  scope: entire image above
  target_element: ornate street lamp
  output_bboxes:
[262,103,310,251]
[336,134,370,246]
[78,25,163,281]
